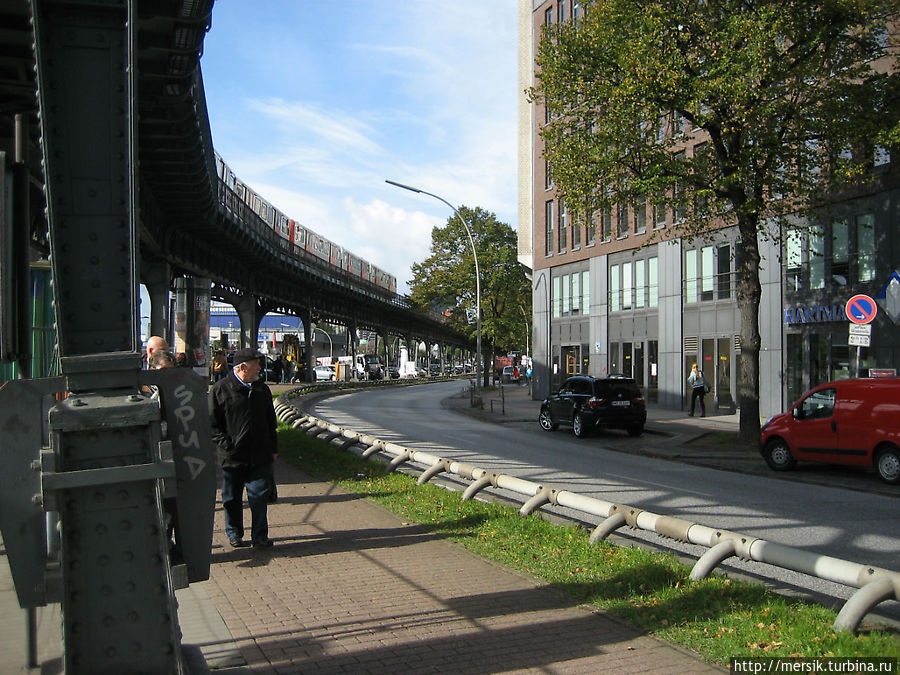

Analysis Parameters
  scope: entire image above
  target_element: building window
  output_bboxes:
[653,192,666,229]
[701,245,714,301]
[831,219,849,284]
[601,205,612,242]
[857,214,875,282]
[673,151,686,223]
[786,229,802,291]
[648,257,658,307]
[610,264,620,311]
[552,275,561,317]
[685,249,698,303]
[616,203,629,238]
[562,273,570,316]
[635,259,646,308]
[586,211,596,246]
[572,212,581,249]
[545,6,553,26]
[582,270,590,314]
[557,0,566,23]
[717,244,731,299]
[558,199,567,252]
[809,227,825,290]
[622,262,633,309]
[571,271,580,315]
[634,197,647,234]
[544,200,554,256]
[545,159,553,189]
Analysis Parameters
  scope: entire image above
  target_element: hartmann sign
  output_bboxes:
[783,304,846,325]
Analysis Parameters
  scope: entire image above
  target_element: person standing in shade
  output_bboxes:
[209,347,278,549]
[144,335,169,369]
[687,362,707,417]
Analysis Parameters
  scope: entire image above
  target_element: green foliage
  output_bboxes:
[532,0,898,231]
[408,206,531,354]
[277,425,900,664]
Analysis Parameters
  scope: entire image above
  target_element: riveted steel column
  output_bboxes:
[30,1,186,672]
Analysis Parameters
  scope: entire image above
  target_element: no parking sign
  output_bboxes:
[845,294,877,325]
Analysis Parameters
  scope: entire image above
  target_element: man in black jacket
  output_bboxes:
[209,347,278,549]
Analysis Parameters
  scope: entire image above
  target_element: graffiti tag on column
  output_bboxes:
[172,384,206,481]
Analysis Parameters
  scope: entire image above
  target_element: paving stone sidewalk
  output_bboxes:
[188,456,723,673]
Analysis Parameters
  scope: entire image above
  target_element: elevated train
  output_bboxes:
[215,153,397,298]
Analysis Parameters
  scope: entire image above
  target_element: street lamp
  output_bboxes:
[386,179,482,404]
[314,326,333,362]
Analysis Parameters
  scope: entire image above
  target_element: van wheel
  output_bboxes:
[573,413,588,438]
[763,438,796,471]
[538,407,558,431]
[875,446,900,484]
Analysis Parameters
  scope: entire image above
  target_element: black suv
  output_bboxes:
[539,375,646,438]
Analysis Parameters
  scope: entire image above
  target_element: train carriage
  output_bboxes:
[214,154,398,299]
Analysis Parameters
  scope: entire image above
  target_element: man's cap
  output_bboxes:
[233,347,264,365]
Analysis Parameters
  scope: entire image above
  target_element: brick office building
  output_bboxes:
[518,0,899,418]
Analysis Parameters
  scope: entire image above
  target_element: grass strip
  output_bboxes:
[277,424,899,666]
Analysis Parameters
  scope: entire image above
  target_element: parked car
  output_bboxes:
[388,366,400,379]
[429,363,442,376]
[539,375,646,438]
[313,365,336,381]
[760,377,900,484]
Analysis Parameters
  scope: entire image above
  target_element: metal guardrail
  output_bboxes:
[274,393,900,634]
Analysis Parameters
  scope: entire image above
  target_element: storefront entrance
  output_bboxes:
[683,337,734,412]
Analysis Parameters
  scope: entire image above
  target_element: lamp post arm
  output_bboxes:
[385,179,483,402]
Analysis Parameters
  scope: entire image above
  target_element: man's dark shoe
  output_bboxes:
[252,538,274,549]
[229,537,248,548]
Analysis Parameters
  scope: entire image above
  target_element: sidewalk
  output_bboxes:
[1,384,725,674]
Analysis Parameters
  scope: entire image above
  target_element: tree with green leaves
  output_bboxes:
[531,0,898,440]
[409,206,531,382]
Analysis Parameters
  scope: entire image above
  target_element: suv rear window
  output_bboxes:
[593,379,640,398]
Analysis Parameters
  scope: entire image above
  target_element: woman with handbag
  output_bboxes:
[687,363,707,417]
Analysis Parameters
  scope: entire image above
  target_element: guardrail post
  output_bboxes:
[690,540,737,580]
[834,578,898,634]
[589,513,626,544]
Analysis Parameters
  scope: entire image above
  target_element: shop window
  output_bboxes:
[562,273,570,316]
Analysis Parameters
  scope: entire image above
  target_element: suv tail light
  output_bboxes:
[588,397,606,408]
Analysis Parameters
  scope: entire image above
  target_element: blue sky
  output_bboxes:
[200,1,519,294]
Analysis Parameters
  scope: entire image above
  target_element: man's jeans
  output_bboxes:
[222,463,273,543]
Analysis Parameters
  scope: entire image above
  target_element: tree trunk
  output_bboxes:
[736,215,762,443]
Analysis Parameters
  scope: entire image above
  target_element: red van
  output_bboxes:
[760,378,900,484]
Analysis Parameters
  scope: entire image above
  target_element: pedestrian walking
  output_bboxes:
[687,362,708,417]
[209,347,278,549]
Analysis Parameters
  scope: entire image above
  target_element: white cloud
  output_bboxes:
[247,98,383,156]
